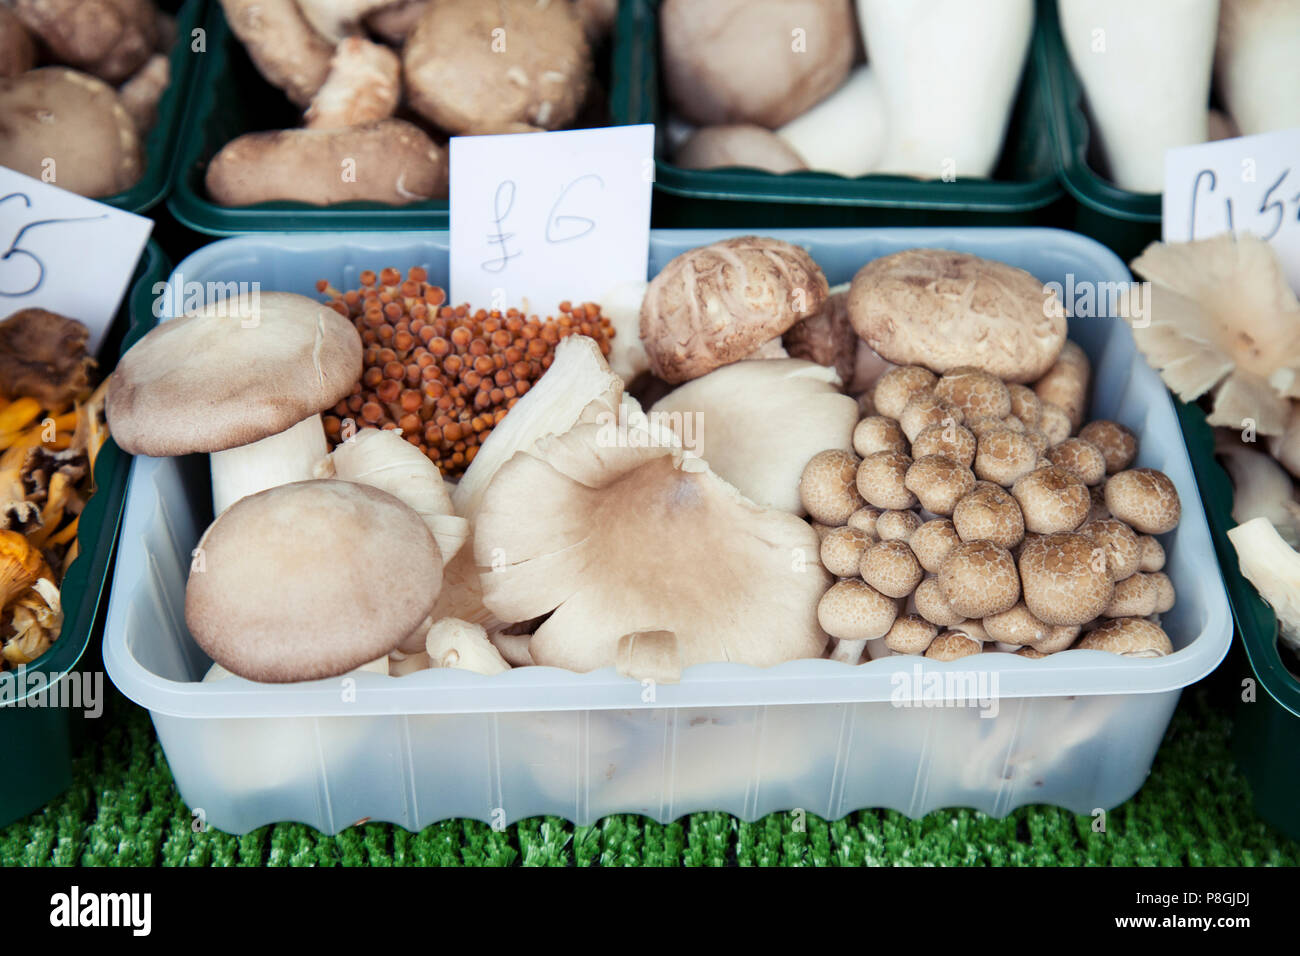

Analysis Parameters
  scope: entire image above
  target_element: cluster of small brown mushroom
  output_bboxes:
[319,266,614,477]
[800,356,1182,664]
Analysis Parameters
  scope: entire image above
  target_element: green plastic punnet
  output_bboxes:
[612,0,1063,228]
[0,241,170,828]
[1176,403,1300,842]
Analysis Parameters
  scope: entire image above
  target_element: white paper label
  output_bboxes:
[449,125,655,312]
[0,167,153,354]
[1163,129,1300,291]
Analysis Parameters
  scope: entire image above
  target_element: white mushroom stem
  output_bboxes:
[830,638,868,665]
[426,618,511,675]
[864,637,892,660]
[210,414,328,515]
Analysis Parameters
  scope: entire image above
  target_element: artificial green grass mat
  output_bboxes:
[2,685,1297,866]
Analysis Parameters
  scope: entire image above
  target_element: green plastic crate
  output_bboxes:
[1176,402,1300,842]
[612,0,1064,228]
[1035,0,1161,261]
[0,241,170,828]
[169,3,617,234]
[99,0,207,214]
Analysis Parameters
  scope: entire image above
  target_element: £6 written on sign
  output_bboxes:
[0,166,153,354]
[448,125,655,312]
[1163,128,1300,292]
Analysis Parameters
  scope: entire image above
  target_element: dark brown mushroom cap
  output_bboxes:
[106,292,363,456]
[185,480,443,682]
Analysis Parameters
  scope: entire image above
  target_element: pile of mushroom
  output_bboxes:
[0,0,176,197]
[797,248,1182,663]
[206,0,611,206]
[1059,0,1300,193]
[1124,232,1300,667]
[665,0,1034,181]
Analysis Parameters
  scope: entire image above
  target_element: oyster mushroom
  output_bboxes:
[1128,234,1300,435]
[474,422,831,679]
[425,618,511,675]
[650,358,858,514]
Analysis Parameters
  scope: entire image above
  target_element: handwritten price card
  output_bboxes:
[1,166,153,353]
[449,125,655,311]
[1163,128,1300,291]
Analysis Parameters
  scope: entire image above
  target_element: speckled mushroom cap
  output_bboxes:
[876,509,922,541]
[904,455,975,515]
[1007,384,1041,428]
[817,579,898,641]
[856,451,916,511]
[185,480,443,682]
[982,602,1054,645]
[641,236,829,383]
[974,428,1038,487]
[107,292,363,457]
[884,614,938,655]
[872,366,937,419]
[847,249,1066,383]
[0,67,142,198]
[853,416,908,457]
[898,394,964,443]
[913,576,964,626]
[934,368,1011,420]
[910,518,960,574]
[912,422,976,467]
[1046,437,1107,486]
[820,526,873,577]
[1104,469,1181,534]
[1036,403,1072,446]
[1011,466,1091,534]
[860,539,922,599]
[800,449,865,525]
[951,482,1025,549]
[1078,420,1137,474]
[925,630,983,661]
[1079,518,1141,581]
[938,540,1019,618]
[1076,618,1173,658]
[1103,573,1159,617]
[1017,532,1115,627]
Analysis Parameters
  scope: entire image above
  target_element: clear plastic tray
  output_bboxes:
[102,228,1232,834]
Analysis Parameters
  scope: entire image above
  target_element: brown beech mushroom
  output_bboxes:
[641,237,828,383]
[1139,535,1166,572]
[1012,466,1090,534]
[909,518,960,573]
[820,526,873,577]
[1032,340,1090,430]
[938,541,1019,618]
[1036,402,1073,446]
[15,0,156,83]
[0,67,142,198]
[934,368,1011,420]
[853,416,908,458]
[676,124,809,174]
[884,614,939,655]
[304,36,401,129]
[475,423,831,678]
[1046,437,1107,486]
[1103,469,1181,534]
[1103,573,1159,618]
[0,5,34,77]
[951,482,1025,549]
[651,359,858,514]
[905,455,975,516]
[846,506,882,536]
[898,394,963,443]
[911,422,976,468]
[1029,624,1082,654]
[206,119,448,206]
[857,451,916,511]
[925,629,983,661]
[913,576,964,627]
[1078,420,1138,474]
[860,539,922,599]
[1007,384,1041,429]
[219,0,334,106]
[186,480,443,682]
[800,449,865,525]
[1017,532,1114,626]
[404,0,590,134]
[872,365,937,419]
[1150,572,1176,614]
[875,509,921,541]
[107,292,362,515]
[818,579,898,664]
[973,428,1038,487]
[983,602,1058,647]
[1075,618,1173,658]
[1079,518,1140,581]
[659,0,854,128]
[848,250,1066,383]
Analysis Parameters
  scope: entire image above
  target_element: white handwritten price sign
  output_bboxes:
[1163,128,1300,291]
[449,125,655,311]
[0,166,153,353]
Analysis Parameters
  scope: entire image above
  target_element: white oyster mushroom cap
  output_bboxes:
[652,358,859,514]
[426,618,511,675]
